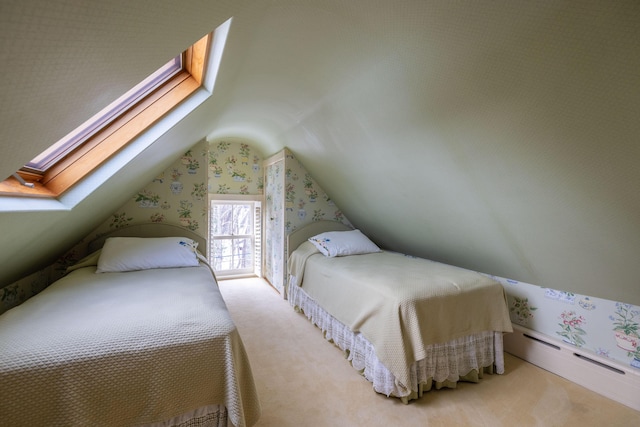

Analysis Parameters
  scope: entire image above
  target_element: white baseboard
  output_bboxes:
[504,324,640,412]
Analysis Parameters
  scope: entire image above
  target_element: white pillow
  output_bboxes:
[308,229,381,258]
[96,237,199,273]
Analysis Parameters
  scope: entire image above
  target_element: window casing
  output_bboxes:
[210,199,262,279]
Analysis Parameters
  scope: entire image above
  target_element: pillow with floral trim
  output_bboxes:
[96,237,199,273]
[308,229,381,258]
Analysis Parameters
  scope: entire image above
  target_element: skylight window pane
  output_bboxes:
[25,56,183,172]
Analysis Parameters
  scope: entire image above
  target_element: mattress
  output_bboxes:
[0,262,260,427]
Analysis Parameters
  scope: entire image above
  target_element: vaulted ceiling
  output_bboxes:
[1,1,639,305]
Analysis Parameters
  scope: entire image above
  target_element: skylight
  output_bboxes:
[24,57,183,173]
[0,32,212,199]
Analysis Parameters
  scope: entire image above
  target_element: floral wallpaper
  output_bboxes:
[492,274,640,371]
[208,138,263,195]
[91,140,209,236]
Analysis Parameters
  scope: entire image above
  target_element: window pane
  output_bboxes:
[210,200,261,277]
[233,237,253,269]
[212,205,222,235]
[233,204,253,235]
[212,237,253,272]
[213,204,233,235]
[212,239,233,271]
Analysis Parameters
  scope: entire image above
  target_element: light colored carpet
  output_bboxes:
[218,278,640,427]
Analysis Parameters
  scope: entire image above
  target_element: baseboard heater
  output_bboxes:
[503,324,640,412]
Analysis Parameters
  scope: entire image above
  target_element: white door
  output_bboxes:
[263,156,285,295]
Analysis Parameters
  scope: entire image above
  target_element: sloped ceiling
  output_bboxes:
[1,1,639,305]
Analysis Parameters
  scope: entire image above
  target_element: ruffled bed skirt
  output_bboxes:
[288,277,505,403]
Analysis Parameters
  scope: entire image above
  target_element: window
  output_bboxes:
[0,33,211,198]
[23,57,183,174]
[210,199,262,279]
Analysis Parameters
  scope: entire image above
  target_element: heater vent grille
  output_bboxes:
[504,324,640,412]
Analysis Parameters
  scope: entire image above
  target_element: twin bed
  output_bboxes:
[1,218,512,424]
[0,224,260,427]
[287,221,513,402]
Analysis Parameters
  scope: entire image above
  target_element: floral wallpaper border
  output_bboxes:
[491,273,640,371]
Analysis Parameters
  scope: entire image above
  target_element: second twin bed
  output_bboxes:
[286,220,513,403]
